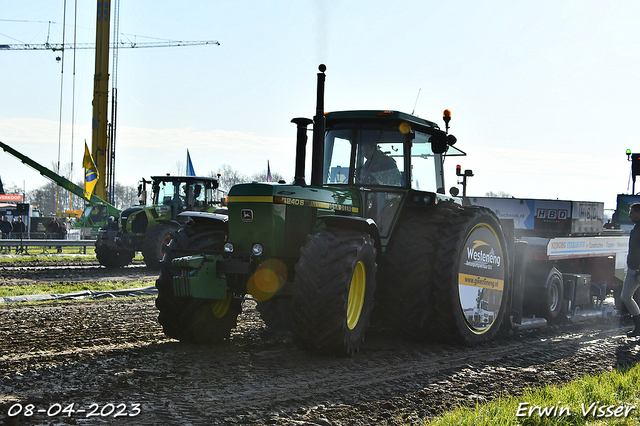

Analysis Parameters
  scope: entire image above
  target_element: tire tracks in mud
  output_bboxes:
[1,297,640,425]
[0,260,154,285]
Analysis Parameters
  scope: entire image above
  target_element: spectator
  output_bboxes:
[46,218,66,253]
[58,221,67,238]
[0,216,12,239]
[623,203,640,338]
[0,216,12,252]
[11,216,26,239]
[46,218,60,238]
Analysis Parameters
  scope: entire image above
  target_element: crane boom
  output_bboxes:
[0,140,120,218]
[0,40,220,51]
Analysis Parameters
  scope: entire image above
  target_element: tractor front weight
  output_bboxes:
[172,254,228,300]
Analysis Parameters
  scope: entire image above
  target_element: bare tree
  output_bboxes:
[2,181,23,196]
[212,164,250,192]
[251,170,285,184]
[113,182,139,210]
[27,181,58,215]
[485,191,513,198]
[26,178,138,216]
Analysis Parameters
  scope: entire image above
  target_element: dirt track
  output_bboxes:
[1,260,640,425]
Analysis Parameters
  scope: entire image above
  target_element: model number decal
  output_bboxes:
[277,197,359,213]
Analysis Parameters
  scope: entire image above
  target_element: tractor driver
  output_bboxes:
[357,139,402,186]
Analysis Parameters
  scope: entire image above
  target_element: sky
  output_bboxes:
[1,1,639,212]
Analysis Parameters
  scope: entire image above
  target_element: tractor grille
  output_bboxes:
[131,213,149,234]
[283,205,315,257]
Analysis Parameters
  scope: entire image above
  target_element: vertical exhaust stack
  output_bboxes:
[310,64,327,187]
[291,118,313,186]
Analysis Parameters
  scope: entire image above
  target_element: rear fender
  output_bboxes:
[316,215,381,258]
[177,211,229,231]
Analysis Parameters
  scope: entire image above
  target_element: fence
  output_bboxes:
[0,238,95,255]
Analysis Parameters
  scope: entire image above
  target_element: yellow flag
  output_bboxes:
[83,143,99,198]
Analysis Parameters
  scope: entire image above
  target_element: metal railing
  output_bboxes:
[0,237,95,255]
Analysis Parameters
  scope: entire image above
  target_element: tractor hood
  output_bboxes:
[225,182,361,257]
[228,182,360,215]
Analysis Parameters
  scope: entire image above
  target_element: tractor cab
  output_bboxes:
[323,110,465,191]
[151,175,219,216]
[320,110,466,237]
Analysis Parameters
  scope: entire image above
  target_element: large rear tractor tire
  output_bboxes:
[376,202,459,339]
[95,244,135,268]
[155,221,240,344]
[142,223,181,269]
[291,228,377,356]
[429,205,510,345]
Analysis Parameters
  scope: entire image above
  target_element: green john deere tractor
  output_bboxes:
[155,65,511,355]
[95,175,224,269]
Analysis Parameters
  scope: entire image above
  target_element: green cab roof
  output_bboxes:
[324,110,440,132]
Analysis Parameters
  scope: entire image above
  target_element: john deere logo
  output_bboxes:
[241,209,253,222]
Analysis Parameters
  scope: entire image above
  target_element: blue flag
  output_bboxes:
[186,150,196,176]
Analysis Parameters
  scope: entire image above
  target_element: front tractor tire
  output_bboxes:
[430,205,510,345]
[95,244,135,268]
[155,221,241,344]
[291,228,377,356]
[142,223,180,269]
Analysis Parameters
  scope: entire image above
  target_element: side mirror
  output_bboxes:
[431,131,448,154]
[449,187,460,197]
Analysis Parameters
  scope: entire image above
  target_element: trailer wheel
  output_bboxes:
[430,206,510,345]
[543,269,564,320]
[142,223,181,269]
[291,228,377,356]
[525,267,565,322]
[376,202,458,339]
[95,245,135,268]
[155,221,240,344]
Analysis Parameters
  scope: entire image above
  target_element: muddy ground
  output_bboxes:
[1,259,640,425]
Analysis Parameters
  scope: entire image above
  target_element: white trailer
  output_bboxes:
[470,197,627,329]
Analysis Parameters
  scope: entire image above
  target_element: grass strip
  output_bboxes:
[0,281,155,298]
[0,254,95,263]
[424,363,640,425]
[0,248,143,264]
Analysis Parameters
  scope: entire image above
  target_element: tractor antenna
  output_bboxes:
[411,88,421,115]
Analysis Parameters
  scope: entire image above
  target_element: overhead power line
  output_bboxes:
[0,40,220,51]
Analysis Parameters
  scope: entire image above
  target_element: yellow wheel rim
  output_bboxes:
[211,292,233,319]
[347,261,366,330]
